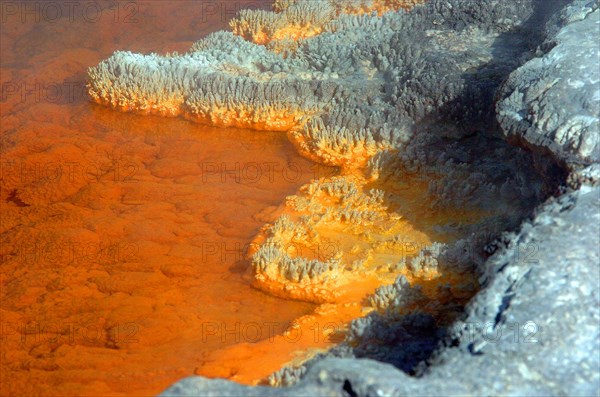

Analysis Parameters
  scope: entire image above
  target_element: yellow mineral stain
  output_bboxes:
[231,0,427,53]
[246,170,484,303]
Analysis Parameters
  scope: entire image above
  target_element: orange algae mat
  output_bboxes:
[0,1,324,395]
[0,1,453,396]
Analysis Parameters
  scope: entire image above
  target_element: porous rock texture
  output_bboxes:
[156,0,600,396]
[497,1,600,167]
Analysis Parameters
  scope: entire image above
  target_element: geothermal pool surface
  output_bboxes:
[2,1,490,395]
[0,2,329,395]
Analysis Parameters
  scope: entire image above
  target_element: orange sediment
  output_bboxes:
[0,1,315,395]
[1,0,477,395]
[195,301,371,384]
[0,105,320,395]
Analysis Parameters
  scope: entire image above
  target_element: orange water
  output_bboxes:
[1,1,479,395]
[0,1,337,395]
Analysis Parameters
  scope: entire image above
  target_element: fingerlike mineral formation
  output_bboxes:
[230,0,424,50]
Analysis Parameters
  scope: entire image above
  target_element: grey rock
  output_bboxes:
[431,186,600,397]
[497,3,600,167]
